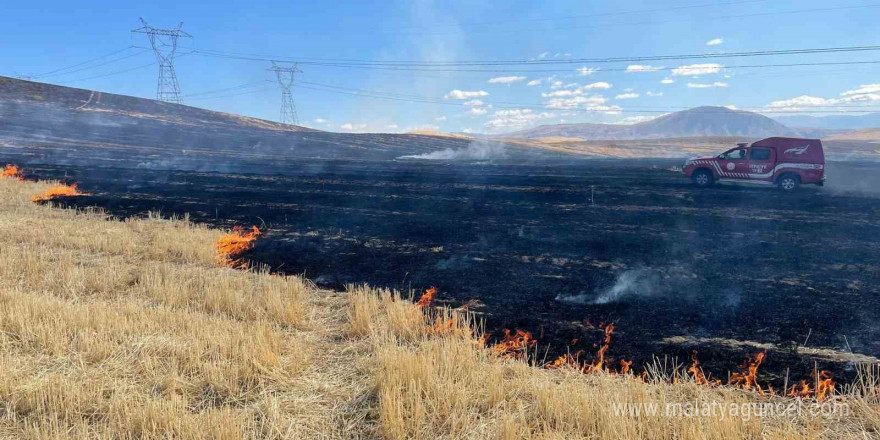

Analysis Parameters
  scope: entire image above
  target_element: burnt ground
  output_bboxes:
[14,158,880,386]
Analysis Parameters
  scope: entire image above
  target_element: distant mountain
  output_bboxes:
[825,128,880,142]
[500,106,798,140]
[773,113,880,130]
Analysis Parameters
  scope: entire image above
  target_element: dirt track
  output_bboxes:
[19,159,880,385]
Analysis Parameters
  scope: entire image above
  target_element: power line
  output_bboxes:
[39,49,152,78]
[186,86,277,101]
[184,80,273,98]
[285,59,880,74]
[190,44,880,69]
[55,62,156,85]
[31,46,136,79]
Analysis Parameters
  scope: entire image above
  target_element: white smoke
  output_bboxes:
[399,140,507,161]
[554,292,593,305]
[555,266,697,305]
[592,268,660,304]
[554,269,659,305]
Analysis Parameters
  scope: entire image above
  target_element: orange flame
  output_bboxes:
[491,329,536,360]
[416,287,438,308]
[2,164,24,181]
[688,350,721,386]
[30,183,87,203]
[215,225,262,268]
[728,350,767,395]
[589,323,615,373]
[546,351,585,370]
[545,323,630,375]
[788,370,835,401]
[816,371,836,401]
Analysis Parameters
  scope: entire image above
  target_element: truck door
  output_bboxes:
[718,147,749,179]
[747,146,775,181]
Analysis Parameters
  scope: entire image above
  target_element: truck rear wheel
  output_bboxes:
[777,174,800,193]
[692,169,714,188]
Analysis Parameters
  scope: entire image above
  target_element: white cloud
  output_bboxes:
[463,99,484,107]
[408,124,440,131]
[444,89,489,99]
[542,89,581,98]
[537,52,550,59]
[672,63,723,76]
[541,82,612,98]
[527,79,542,86]
[544,95,606,109]
[686,82,728,89]
[488,76,526,84]
[661,78,675,84]
[766,95,832,110]
[840,83,880,97]
[583,81,612,89]
[544,94,622,114]
[386,124,399,129]
[341,123,368,131]
[617,115,656,125]
[762,86,880,112]
[706,38,724,46]
[434,116,447,121]
[313,118,327,124]
[646,91,663,97]
[550,81,565,89]
[626,64,664,73]
[467,107,488,116]
[615,92,640,100]
[484,109,555,130]
[577,67,599,76]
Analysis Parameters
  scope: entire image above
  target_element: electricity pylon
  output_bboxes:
[132,18,191,104]
[269,62,302,125]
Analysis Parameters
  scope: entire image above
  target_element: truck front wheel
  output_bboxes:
[777,174,800,193]
[692,169,714,188]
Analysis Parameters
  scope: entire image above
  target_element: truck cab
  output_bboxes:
[682,137,825,192]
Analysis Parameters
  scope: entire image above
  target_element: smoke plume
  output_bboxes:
[555,266,698,305]
[399,140,507,161]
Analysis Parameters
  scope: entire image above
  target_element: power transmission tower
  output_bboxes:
[269,62,302,125]
[132,18,191,104]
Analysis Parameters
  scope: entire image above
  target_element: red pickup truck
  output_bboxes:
[682,137,826,192]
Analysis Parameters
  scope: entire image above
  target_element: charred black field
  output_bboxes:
[19,158,880,385]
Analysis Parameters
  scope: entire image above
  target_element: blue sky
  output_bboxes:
[2,0,879,133]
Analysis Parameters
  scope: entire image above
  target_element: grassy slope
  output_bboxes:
[1,176,878,439]
[0,178,373,439]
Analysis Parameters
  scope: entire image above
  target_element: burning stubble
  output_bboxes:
[30,182,88,203]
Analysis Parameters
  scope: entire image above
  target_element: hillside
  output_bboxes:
[502,106,798,140]
[0,76,549,171]
[825,128,880,142]
[774,112,880,130]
